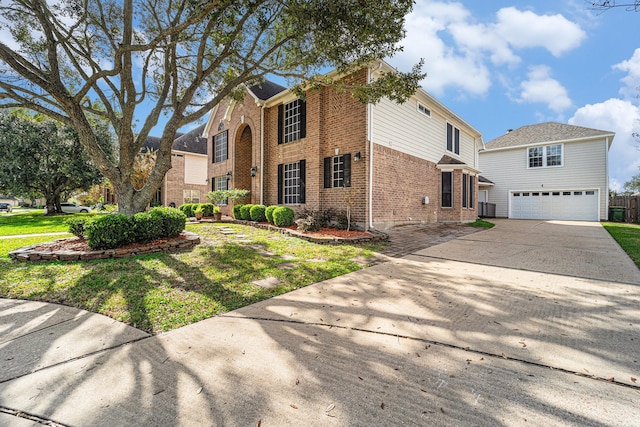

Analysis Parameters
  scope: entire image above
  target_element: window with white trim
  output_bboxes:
[284,162,301,204]
[213,131,228,163]
[528,144,562,168]
[183,189,200,204]
[417,102,431,117]
[446,123,460,155]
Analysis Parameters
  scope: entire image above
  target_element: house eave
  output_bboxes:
[481,133,616,153]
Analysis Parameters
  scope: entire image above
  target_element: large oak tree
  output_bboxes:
[0,0,423,215]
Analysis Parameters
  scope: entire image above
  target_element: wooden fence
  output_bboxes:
[609,195,640,223]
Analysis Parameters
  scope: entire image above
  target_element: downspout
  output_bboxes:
[367,66,375,230]
[604,136,609,221]
[260,104,265,205]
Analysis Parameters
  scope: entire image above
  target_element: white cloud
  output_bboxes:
[391,2,585,98]
[569,98,640,188]
[518,65,572,112]
[613,48,640,100]
[494,7,587,57]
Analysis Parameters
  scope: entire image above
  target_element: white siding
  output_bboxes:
[371,96,478,168]
[184,154,208,185]
[479,138,608,220]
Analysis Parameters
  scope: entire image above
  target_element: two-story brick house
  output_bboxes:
[179,61,482,230]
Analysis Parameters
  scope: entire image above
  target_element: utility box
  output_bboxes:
[422,196,429,205]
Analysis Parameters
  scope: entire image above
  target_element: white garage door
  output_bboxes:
[510,190,599,221]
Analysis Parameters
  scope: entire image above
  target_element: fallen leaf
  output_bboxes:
[440,408,445,414]
[290,404,298,409]
[416,353,421,357]
[257,420,261,427]
[380,402,385,409]
[420,389,427,393]
[325,403,335,413]
[502,353,508,359]
[480,357,484,361]
[196,387,203,394]
[295,378,300,385]
[583,368,589,373]
[631,377,637,383]
[358,376,364,381]
[608,377,615,382]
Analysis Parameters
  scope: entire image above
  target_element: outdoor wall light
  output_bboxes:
[250,166,258,177]
[354,152,362,162]
[226,171,232,180]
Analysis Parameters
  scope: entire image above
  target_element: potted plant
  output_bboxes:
[213,205,222,221]
[194,205,204,221]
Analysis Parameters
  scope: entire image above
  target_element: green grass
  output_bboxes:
[0,210,93,236]
[0,223,384,334]
[468,219,495,228]
[602,222,640,267]
[0,234,73,258]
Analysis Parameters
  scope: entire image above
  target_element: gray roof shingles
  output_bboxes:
[248,80,287,101]
[143,124,207,155]
[484,122,614,150]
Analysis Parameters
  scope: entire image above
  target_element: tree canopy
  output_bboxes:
[588,1,640,11]
[0,111,108,212]
[0,0,423,215]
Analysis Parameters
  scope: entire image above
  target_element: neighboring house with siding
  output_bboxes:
[196,60,482,230]
[479,122,614,221]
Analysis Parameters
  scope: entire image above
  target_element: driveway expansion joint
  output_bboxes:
[0,406,68,426]
[220,314,640,391]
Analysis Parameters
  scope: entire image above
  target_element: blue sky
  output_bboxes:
[386,0,640,192]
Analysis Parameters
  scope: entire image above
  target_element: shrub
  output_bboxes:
[85,214,135,249]
[240,204,254,220]
[233,204,243,219]
[295,215,321,232]
[272,206,295,227]
[297,208,335,228]
[66,217,88,238]
[336,212,349,230]
[199,203,214,217]
[149,207,186,238]
[265,205,277,223]
[250,204,267,222]
[179,203,196,218]
[133,211,164,242]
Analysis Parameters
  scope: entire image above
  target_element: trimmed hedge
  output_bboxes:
[233,204,243,219]
[240,204,254,220]
[149,207,186,238]
[199,203,214,217]
[85,214,135,250]
[83,207,187,250]
[133,211,164,242]
[65,217,88,238]
[179,203,196,218]
[272,206,295,227]
[250,205,267,222]
[265,205,277,223]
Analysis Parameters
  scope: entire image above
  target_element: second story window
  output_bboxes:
[528,144,563,168]
[446,123,460,155]
[213,130,228,163]
[278,99,306,144]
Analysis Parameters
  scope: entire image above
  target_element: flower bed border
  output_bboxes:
[9,231,200,263]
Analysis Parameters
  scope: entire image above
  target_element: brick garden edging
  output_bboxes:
[9,231,201,263]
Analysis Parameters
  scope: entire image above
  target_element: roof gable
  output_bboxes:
[484,122,614,150]
[143,124,207,155]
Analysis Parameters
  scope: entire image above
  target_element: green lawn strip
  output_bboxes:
[0,223,384,334]
[602,222,640,267]
[468,219,495,228]
[0,210,93,236]
[0,234,73,258]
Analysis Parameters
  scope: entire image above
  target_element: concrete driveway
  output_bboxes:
[1,219,639,426]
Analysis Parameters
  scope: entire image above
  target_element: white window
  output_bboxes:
[214,176,228,205]
[417,102,431,117]
[183,189,200,204]
[284,162,301,204]
[214,131,228,163]
[284,100,301,143]
[446,123,460,155]
[528,144,563,168]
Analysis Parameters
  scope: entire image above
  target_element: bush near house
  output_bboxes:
[133,211,164,242]
[233,204,244,219]
[85,214,136,249]
[198,203,215,217]
[179,203,196,218]
[272,206,295,227]
[265,205,277,223]
[240,204,254,220]
[250,205,267,222]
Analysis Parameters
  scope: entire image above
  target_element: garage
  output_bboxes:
[510,190,599,221]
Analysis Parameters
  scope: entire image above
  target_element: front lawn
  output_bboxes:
[602,221,640,268]
[0,210,92,236]
[0,223,384,334]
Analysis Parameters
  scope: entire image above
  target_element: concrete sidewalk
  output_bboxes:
[1,219,639,425]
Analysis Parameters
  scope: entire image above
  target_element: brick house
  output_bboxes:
[170,61,483,230]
